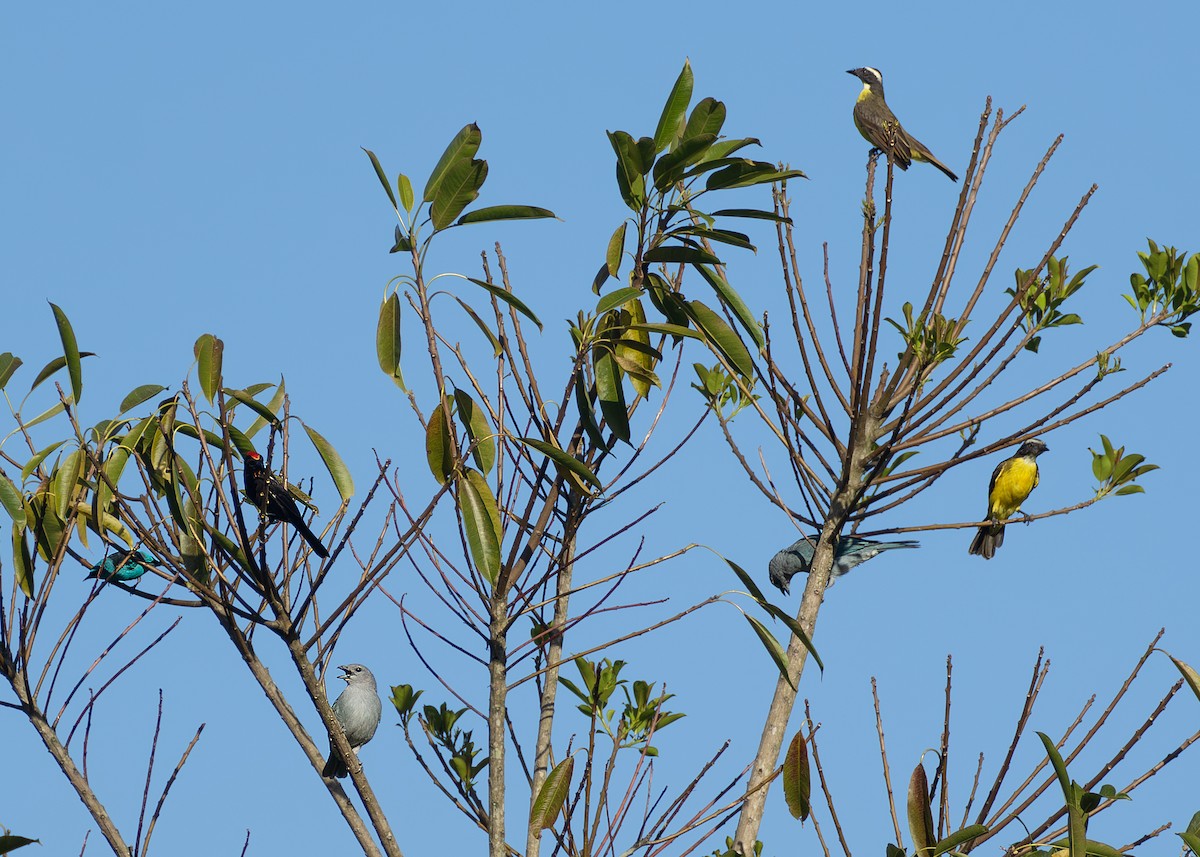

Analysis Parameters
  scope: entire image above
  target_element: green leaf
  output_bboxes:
[52,447,84,519]
[932,825,988,856]
[607,221,627,278]
[629,322,702,341]
[1037,731,1085,857]
[397,172,414,211]
[744,613,794,690]
[426,400,456,485]
[245,378,285,439]
[430,157,488,230]
[596,287,642,316]
[181,495,209,585]
[695,264,764,348]
[389,684,424,719]
[669,225,754,251]
[459,468,502,586]
[391,226,412,253]
[700,137,762,161]
[0,352,22,390]
[0,833,40,853]
[615,297,655,398]
[519,436,602,491]
[1163,651,1200,703]
[29,354,94,395]
[710,208,793,224]
[653,60,693,153]
[12,524,34,598]
[0,473,25,531]
[454,389,495,475]
[594,348,630,444]
[608,130,647,212]
[1037,731,1072,793]
[424,123,482,203]
[706,161,806,191]
[652,133,718,191]
[208,526,250,572]
[573,377,611,456]
[119,384,166,413]
[50,302,83,404]
[376,293,406,389]
[1180,830,1200,855]
[723,556,770,605]
[21,401,67,433]
[530,757,574,831]
[908,764,936,857]
[1045,839,1125,857]
[688,300,754,378]
[194,334,224,405]
[682,97,726,142]
[643,245,722,266]
[224,387,281,428]
[22,439,67,481]
[362,147,399,212]
[456,204,556,225]
[782,730,811,821]
[29,493,66,563]
[452,296,502,357]
[760,600,823,672]
[465,277,543,330]
[302,422,354,501]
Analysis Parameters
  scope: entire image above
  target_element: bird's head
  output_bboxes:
[847,67,884,90]
[244,450,264,469]
[1016,438,1049,458]
[337,663,376,687]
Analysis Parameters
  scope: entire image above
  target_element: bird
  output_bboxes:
[768,535,919,595]
[242,451,329,558]
[847,67,958,181]
[968,438,1049,559]
[322,663,383,779]
[86,548,160,584]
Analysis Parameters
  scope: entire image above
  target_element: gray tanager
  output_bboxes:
[768,535,919,594]
[322,663,382,779]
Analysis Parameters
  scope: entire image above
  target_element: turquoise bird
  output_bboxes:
[768,535,919,594]
[86,549,160,584]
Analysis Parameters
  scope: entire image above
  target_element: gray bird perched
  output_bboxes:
[768,536,919,595]
[322,663,382,779]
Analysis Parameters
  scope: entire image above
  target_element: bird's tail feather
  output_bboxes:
[927,155,958,182]
[293,518,330,559]
[968,524,1004,559]
[878,540,920,551]
[323,748,348,778]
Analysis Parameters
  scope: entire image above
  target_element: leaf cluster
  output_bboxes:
[1124,238,1200,337]
[1007,255,1094,353]
[1089,433,1158,498]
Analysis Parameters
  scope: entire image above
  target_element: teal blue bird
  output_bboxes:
[768,535,919,594]
[86,549,160,584]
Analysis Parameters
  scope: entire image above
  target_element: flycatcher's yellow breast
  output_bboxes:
[856,84,872,103]
[989,457,1039,520]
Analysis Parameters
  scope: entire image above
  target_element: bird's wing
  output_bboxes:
[985,457,1009,518]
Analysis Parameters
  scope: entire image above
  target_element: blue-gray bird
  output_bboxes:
[768,536,919,595]
[322,663,382,779]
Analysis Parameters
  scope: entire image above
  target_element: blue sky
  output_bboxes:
[3,2,1198,855]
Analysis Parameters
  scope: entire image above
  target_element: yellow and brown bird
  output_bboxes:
[968,439,1049,559]
[847,67,958,181]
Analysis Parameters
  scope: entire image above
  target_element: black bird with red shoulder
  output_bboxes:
[242,450,329,558]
